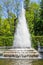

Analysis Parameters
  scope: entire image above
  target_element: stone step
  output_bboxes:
[3,48,39,58]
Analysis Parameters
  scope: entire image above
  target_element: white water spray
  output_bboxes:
[13,1,31,48]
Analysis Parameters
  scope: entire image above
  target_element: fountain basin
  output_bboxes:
[3,48,39,59]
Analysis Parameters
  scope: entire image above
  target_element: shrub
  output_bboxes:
[0,36,14,46]
[32,36,43,49]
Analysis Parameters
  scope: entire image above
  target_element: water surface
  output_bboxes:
[0,59,43,65]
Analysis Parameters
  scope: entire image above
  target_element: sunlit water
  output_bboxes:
[0,59,43,65]
[13,1,31,48]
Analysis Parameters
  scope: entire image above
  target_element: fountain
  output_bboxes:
[13,1,31,48]
[3,0,39,59]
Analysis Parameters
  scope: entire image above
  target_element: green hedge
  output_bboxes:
[32,36,43,49]
[0,36,14,46]
[0,36,43,49]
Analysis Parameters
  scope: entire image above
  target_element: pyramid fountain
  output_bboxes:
[13,1,31,48]
[3,1,39,59]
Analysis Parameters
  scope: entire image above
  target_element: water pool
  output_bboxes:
[0,59,43,65]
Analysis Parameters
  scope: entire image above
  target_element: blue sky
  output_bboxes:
[0,0,41,18]
[31,0,38,2]
[31,0,41,3]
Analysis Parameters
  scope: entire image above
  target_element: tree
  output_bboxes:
[40,0,43,20]
[0,5,2,20]
[2,0,13,23]
[38,0,43,35]
[32,3,40,36]
[25,2,39,36]
[34,0,43,35]
[0,5,3,35]
[24,0,30,10]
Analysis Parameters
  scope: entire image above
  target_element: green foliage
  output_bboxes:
[34,0,43,36]
[24,0,30,10]
[0,14,17,36]
[0,5,2,18]
[32,36,43,49]
[25,3,39,36]
[40,0,43,20]
[0,36,13,46]
[0,12,18,46]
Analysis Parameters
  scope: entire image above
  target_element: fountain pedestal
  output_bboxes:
[3,48,39,59]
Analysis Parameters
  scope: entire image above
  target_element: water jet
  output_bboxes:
[3,0,39,59]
